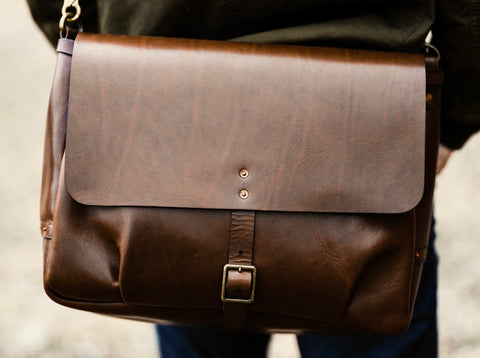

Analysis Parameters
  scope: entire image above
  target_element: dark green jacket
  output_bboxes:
[27,0,479,148]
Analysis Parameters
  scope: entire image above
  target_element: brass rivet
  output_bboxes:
[239,168,249,179]
[415,252,420,259]
[239,189,249,200]
[42,227,47,232]
[426,93,433,103]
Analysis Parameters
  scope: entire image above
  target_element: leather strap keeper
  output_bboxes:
[222,211,256,329]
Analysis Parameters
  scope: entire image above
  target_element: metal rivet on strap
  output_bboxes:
[239,168,249,179]
[426,93,433,104]
[239,189,249,199]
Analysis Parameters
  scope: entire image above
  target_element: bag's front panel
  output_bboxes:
[118,208,231,308]
[46,165,415,333]
[252,211,414,332]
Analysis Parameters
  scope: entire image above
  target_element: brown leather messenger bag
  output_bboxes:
[41,2,443,335]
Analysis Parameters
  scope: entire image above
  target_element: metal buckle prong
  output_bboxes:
[221,264,257,304]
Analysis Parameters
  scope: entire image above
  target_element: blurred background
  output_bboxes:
[1,1,479,357]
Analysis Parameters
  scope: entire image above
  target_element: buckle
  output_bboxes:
[221,264,257,304]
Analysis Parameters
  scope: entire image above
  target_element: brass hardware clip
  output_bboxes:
[59,0,82,32]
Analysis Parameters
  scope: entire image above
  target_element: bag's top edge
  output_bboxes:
[64,33,426,214]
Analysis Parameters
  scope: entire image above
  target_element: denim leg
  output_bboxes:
[156,325,270,358]
[297,219,438,358]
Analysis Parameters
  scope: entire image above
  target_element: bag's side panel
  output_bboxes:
[40,39,74,238]
[407,57,442,310]
[41,39,75,288]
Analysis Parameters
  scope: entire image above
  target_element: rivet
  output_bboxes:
[415,251,420,259]
[239,168,249,179]
[42,227,47,232]
[239,189,249,200]
[426,93,433,103]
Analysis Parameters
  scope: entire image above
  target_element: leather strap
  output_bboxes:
[222,211,256,330]
[56,38,75,56]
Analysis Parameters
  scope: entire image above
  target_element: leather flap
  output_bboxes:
[65,33,426,214]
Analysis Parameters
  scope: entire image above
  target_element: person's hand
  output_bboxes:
[436,144,452,175]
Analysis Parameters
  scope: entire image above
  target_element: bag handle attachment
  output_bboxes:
[59,0,82,33]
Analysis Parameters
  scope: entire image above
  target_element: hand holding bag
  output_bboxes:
[40,1,443,334]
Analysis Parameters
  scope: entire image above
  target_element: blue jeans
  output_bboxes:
[157,220,438,358]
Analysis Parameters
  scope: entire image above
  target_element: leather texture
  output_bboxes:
[65,34,426,214]
[223,211,256,330]
[41,33,441,335]
[40,38,74,239]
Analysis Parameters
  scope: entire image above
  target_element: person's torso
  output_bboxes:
[95,0,434,52]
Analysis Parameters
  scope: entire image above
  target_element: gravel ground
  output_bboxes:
[1,2,478,357]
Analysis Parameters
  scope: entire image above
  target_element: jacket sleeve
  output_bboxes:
[432,0,480,149]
